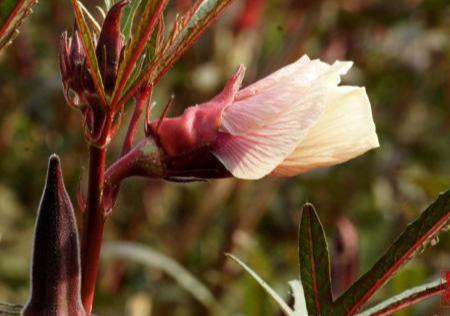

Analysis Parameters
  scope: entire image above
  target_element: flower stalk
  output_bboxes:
[80,145,107,314]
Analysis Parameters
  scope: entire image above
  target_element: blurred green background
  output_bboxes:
[0,0,450,315]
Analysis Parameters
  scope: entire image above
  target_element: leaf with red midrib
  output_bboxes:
[116,0,235,109]
[111,0,169,109]
[356,278,447,316]
[0,0,38,49]
[334,189,450,315]
[69,0,107,107]
[299,203,333,315]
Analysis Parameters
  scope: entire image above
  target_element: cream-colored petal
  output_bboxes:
[214,59,354,180]
[213,82,325,179]
[234,55,311,101]
[222,59,353,135]
[273,86,379,176]
[235,55,352,101]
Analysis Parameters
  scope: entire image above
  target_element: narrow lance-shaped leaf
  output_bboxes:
[154,0,235,79]
[226,254,295,316]
[356,278,447,316]
[69,0,107,107]
[121,0,143,40]
[22,155,86,316]
[117,0,234,109]
[111,0,169,109]
[122,17,164,91]
[96,0,128,94]
[298,203,334,315]
[78,1,101,34]
[335,189,450,315]
[0,0,38,49]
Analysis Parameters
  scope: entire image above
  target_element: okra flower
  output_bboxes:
[106,55,379,185]
[156,55,378,177]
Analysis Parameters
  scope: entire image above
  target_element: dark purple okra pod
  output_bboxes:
[22,155,86,316]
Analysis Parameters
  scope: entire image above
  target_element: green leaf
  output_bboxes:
[298,203,333,315]
[69,0,107,107]
[111,0,168,108]
[0,0,38,49]
[335,189,450,315]
[356,278,446,316]
[116,0,234,109]
[78,0,101,34]
[156,0,235,77]
[121,0,143,40]
[226,253,295,316]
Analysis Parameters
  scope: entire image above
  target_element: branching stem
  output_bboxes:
[121,86,151,156]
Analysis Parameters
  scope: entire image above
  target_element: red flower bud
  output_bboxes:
[105,55,379,185]
[96,0,128,93]
[59,26,87,108]
[22,155,86,316]
[59,0,128,108]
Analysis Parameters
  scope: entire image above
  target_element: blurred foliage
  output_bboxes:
[0,0,449,315]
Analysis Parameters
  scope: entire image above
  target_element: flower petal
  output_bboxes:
[273,86,379,176]
[234,54,351,102]
[222,58,352,134]
[213,58,353,179]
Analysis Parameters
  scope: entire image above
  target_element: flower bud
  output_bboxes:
[96,0,128,93]
[148,55,379,180]
[106,55,379,185]
[59,26,87,108]
[22,155,85,316]
[59,0,128,108]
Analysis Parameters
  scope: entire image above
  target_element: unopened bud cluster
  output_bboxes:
[59,0,127,109]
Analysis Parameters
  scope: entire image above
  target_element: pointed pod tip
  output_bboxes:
[46,154,64,188]
[48,154,61,171]
[49,153,60,162]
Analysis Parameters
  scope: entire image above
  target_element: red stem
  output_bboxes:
[121,87,151,156]
[80,145,107,314]
[102,87,151,212]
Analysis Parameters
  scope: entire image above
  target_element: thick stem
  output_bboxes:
[80,145,107,314]
[106,138,163,189]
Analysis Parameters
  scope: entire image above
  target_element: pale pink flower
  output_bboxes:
[150,55,379,180]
